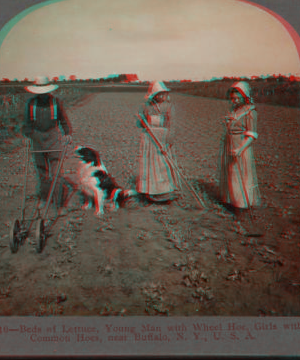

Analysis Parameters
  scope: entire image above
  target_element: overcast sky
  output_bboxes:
[0,0,299,81]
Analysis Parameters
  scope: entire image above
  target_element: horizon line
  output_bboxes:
[1,73,300,83]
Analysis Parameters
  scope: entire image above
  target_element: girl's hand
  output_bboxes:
[230,147,242,158]
[163,143,172,153]
[231,136,254,158]
[224,116,234,123]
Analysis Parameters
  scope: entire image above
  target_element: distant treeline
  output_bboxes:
[0,75,299,107]
[0,73,139,85]
[165,76,300,108]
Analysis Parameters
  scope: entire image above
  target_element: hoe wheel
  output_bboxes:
[9,219,20,254]
[36,219,46,253]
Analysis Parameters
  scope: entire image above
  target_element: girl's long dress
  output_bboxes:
[220,105,261,208]
[136,102,178,199]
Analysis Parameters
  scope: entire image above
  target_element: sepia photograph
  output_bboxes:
[0,0,299,356]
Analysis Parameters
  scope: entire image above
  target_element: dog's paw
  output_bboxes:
[124,189,138,198]
[112,203,119,211]
[95,210,104,216]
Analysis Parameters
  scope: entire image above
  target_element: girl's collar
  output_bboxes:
[153,102,161,113]
[232,103,255,113]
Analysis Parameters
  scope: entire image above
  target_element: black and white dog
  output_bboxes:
[74,146,137,216]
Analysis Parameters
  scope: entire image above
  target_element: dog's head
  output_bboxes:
[74,146,100,167]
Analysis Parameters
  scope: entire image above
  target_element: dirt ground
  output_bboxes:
[0,89,299,316]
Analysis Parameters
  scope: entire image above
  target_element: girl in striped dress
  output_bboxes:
[136,81,179,202]
[219,81,261,218]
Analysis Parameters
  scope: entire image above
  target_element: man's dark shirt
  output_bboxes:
[22,94,71,139]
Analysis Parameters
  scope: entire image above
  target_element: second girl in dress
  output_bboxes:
[219,81,261,220]
[136,81,179,203]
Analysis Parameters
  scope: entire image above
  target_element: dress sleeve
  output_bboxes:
[244,109,258,140]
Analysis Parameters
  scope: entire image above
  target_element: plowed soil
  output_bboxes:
[0,89,299,316]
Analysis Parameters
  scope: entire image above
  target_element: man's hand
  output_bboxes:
[63,135,72,144]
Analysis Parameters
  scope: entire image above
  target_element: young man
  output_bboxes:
[22,76,72,214]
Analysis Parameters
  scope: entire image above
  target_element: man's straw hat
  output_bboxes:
[25,76,59,94]
[146,80,170,100]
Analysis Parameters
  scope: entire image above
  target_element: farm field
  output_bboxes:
[0,88,299,316]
